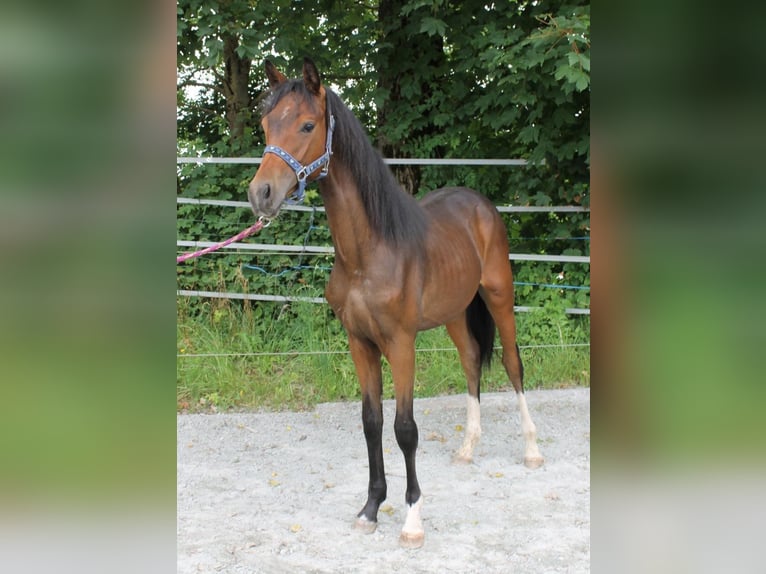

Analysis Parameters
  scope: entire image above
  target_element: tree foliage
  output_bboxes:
[177,0,590,314]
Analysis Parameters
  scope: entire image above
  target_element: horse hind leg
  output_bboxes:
[446,308,484,464]
[504,341,544,468]
[480,285,544,468]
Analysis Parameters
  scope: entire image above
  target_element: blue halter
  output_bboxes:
[261,105,335,204]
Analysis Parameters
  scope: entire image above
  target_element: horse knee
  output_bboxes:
[394,414,419,454]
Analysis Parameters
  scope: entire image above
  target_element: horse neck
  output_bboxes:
[319,162,376,270]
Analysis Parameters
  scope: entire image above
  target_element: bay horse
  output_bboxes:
[248,58,543,549]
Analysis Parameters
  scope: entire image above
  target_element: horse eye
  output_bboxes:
[301,122,315,133]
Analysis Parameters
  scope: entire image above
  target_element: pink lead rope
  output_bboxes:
[176,217,270,264]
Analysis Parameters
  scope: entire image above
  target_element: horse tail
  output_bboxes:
[466,292,495,371]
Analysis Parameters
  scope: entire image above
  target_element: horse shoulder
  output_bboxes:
[325,265,349,314]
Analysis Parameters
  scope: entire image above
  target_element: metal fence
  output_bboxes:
[177,157,590,315]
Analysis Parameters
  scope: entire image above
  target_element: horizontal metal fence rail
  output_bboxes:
[177,159,589,314]
[177,157,532,166]
[177,342,591,359]
[176,198,590,263]
[177,240,334,254]
[177,196,589,213]
[178,290,326,304]
[176,289,590,315]
[176,239,589,263]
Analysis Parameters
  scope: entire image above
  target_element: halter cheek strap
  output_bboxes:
[262,111,335,204]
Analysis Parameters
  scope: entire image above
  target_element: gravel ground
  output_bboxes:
[178,388,590,573]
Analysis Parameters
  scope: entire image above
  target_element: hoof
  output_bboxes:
[399,531,424,549]
[354,516,377,534]
[524,456,545,469]
[452,453,473,465]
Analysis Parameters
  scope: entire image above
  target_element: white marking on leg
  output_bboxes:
[456,395,481,462]
[399,497,424,548]
[402,497,423,535]
[517,392,544,467]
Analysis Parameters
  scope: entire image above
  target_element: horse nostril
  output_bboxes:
[262,183,271,200]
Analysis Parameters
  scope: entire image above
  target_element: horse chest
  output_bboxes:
[326,274,403,339]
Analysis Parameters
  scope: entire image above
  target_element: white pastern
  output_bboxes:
[517,392,544,466]
[400,497,424,546]
[456,395,482,461]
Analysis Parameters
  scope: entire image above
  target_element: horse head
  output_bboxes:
[248,58,333,218]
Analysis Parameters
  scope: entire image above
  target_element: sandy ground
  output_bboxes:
[177,388,590,573]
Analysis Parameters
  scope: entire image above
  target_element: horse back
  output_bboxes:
[419,186,509,253]
[420,186,501,226]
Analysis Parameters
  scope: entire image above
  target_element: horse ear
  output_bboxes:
[265,60,287,88]
[302,57,322,95]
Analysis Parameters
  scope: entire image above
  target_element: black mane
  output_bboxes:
[324,88,428,247]
[262,80,428,247]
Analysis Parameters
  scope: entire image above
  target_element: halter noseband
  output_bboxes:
[261,100,335,204]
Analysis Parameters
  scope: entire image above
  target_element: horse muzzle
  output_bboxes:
[248,179,291,219]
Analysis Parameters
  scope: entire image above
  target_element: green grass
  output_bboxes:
[177,298,589,412]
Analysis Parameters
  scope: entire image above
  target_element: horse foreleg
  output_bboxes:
[395,409,423,548]
[386,336,424,548]
[348,336,386,533]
